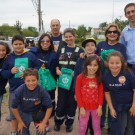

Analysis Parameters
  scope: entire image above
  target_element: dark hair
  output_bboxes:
[107,51,127,73]
[105,23,121,42]
[23,68,38,80]
[82,55,102,84]
[63,28,75,36]
[0,42,11,55]
[37,33,54,51]
[124,3,135,15]
[12,35,24,44]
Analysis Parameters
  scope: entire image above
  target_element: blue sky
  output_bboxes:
[0,0,134,32]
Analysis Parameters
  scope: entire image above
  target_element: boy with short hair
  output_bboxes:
[1,35,40,135]
[12,68,52,135]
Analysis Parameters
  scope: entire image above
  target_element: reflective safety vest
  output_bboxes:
[59,46,81,70]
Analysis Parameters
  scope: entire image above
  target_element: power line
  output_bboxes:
[31,0,38,14]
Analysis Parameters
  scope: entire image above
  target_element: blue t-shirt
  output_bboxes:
[95,41,127,61]
[103,70,135,104]
[12,84,52,113]
[51,35,62,47]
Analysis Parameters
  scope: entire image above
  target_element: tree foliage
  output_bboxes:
[114,18,129,31]
[14,20,23,35]
[99,21,108,30]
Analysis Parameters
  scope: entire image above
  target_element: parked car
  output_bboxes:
[25,37,35,49]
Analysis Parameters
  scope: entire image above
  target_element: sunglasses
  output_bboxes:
[107,30,118,34]
[41,39,50,43]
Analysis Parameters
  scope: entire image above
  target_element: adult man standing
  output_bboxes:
[50,19,66,51]
[120,3,135,68]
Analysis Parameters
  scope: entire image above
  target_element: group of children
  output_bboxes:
[0,33,135,135]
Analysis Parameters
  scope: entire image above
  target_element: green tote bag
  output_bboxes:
[14,58,28,78]
[38,65,56,91]
[58,68,73,90]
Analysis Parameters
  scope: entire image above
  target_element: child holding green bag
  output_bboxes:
[1,35,40,135]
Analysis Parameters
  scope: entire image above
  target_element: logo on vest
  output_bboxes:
[62,77,69,84]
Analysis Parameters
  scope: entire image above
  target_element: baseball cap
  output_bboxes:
[82,38,96,48]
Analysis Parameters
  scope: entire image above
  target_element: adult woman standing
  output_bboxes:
[95,23,127,132]
[54,28,84,132]
[30,33,57,117]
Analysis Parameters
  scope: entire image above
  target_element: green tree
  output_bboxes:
[0,26,19,37]
[27,27,38,36]
[114,18,129,31]
[75,25,87,45]
[99,22,108,30]
[22,29,36,37]
[14,20,23,35]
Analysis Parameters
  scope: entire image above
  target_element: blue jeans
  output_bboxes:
[0,94,3,121]
[100,99,112,128]
[18,111,46,135]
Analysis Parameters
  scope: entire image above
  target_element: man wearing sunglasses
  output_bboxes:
[121,3,135,69]
[50,19,66,52]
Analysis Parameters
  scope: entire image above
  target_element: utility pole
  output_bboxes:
[38,0,41,33]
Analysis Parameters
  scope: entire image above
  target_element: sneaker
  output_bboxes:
[46,126,51,132]
[5,115,11,121]
[11,132,18,135]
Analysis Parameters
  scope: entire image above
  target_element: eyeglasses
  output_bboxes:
[41,39,50,43]
[107,30,118,34]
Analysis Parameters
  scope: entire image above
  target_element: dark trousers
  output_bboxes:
[48,89,55,116]
[54,87,77,126]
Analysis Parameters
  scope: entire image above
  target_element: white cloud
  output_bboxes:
[0,0,133,32]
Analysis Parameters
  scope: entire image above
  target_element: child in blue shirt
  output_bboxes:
[0,42,11,121]
[1,35,40,135]
[103,51,135,135]
[12,68,52,135]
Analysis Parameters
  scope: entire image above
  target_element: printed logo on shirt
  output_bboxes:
[118,76,126,84]
[109,84,122,86]
[34,100,41,105]
[67,52,72,58]
[23,97,38,101]
[89,82,96,88]
[53,41,60,46]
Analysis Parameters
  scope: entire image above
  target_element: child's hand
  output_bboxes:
[129,106,135,117]
[96,105,102,117]
[110,108,117,118]
[36,122,45,134]
[20,74,23,79]
[11,67,18,74]
[74,95,76,101]
[56,69,62,75]
[80,52,85,59]
[18,122,27,134]
[71,71,74,77]
[80,107,86,117]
